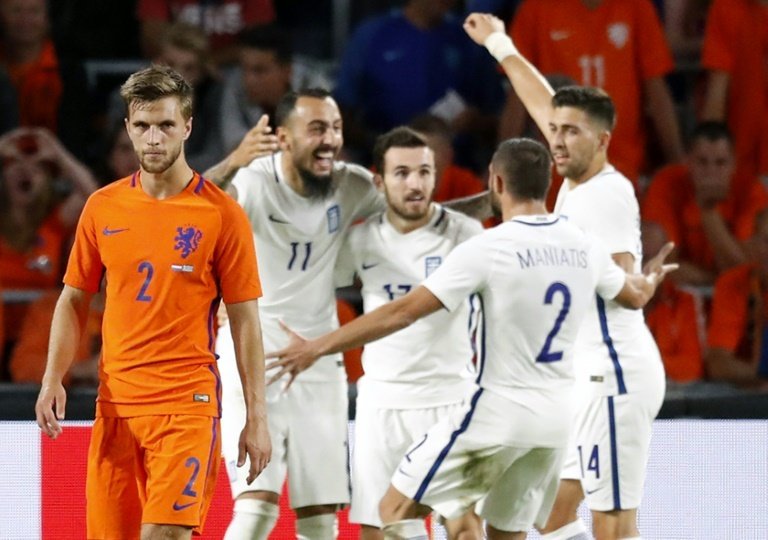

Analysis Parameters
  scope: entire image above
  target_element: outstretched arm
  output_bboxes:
[227,299,272,484]
[266,286,445,386]
[464,13,555,142]
[35,285,94,439]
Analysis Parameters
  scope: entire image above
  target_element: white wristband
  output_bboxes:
[483,32,519,63]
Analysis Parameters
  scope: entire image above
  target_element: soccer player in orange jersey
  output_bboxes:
[34,65,271,540]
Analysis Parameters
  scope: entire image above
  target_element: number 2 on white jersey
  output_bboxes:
[535,282,571,363]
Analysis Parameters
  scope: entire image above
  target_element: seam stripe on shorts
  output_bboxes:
[200,417,220,520]
[413,387,484,502]
[596,295,627,394]
[607,396,621,510]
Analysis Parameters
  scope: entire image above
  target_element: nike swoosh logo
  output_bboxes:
[172,501,195,511]
[361,262,378,270]
[102,227,129,236]
[268,214,290,224]
[585,487,602,495]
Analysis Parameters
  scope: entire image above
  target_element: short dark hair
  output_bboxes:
[237,24,293,65]
[372,126,429,175]
[120,65,194,120]
[552,86,616,131]
[492,138,552,200]
[275,87,333,127]
[688,121,733,150]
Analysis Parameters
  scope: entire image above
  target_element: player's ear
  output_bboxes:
[597,129,611,152]
[490,172,504,195]
[277,126,291,152]
[183,116,193,141]
[373,173,385,192]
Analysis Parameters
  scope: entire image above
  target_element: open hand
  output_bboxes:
[264,321,322,389]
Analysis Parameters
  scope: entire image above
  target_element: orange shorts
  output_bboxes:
[86,415,221,539]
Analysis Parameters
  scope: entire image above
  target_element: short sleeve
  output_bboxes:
[589,236,626,301]
[214,200,262,304]
[63,197,104,293]
[422,236,488,312]
[583,180,640,255]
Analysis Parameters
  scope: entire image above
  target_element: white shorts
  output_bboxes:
[218,324,350,508]
[561,387,664,511]
[391,388,565,532]
[350,397,466,527]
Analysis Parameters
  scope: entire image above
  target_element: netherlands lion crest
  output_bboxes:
[174,226,203,258]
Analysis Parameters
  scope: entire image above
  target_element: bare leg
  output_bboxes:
[591,507,639,540]
[538,479,584,534]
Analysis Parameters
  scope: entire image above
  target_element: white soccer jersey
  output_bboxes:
[335,205,483,409]
[231,152,385,381]
[554,164,664,396]
[423,215,626,447]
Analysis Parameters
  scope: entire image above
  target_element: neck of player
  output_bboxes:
[140,157,194,200]
[502,199,548,222]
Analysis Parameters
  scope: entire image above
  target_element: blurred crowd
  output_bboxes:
[2,0,768,395]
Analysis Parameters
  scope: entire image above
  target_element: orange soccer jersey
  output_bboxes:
[64,172,262,418]
[642,164,768,274]
[701,0,768,181]
[511,0,674,183]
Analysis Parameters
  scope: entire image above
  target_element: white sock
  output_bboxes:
[296,513,338,540]
[620,537,642,540]
[381,519,429,540]
[223,498,279,540]
[540,518,591,540]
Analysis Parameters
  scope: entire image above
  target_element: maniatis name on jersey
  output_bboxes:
[516,246,588,269]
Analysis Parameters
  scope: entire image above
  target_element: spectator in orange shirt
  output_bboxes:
[700,0,768,187]
[642,121,768,287]
[34,65,271,539]
[642,222,705,384]
[0,127,97,290]
[0,127,97,366]
[705,211,768,390]
[500,0,685,186]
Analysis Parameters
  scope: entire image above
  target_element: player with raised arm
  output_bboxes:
[215,88,386,540]
[34,65,271,540]
[336,126,484,539]
[464,12,668,540]
[267,138,675,540]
